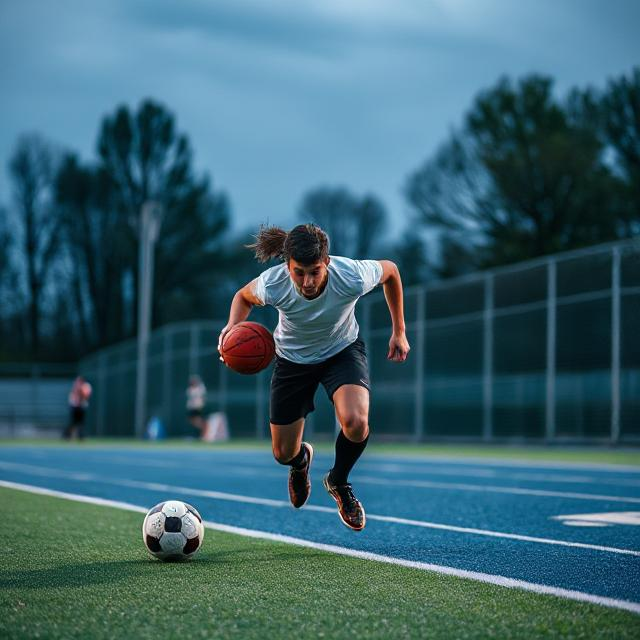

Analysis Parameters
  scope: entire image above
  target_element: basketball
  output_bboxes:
[221,322,275,374]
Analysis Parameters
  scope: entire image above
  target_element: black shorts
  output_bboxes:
[270,338,370,425]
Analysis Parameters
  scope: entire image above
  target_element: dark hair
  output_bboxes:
[247,224,329,264]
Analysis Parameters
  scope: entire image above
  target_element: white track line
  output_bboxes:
[357,475,640,504]
[1,461,639,557]
[1,480,639,616]
[28,453,640,488]
[3,459,640,504]
[11,445,640,473]
[364,454,640,474]
[359,463,640,488]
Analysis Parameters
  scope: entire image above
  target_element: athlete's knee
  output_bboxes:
[272,444,297,465]
[341,413,369,441]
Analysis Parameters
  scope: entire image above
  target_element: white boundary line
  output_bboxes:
[3,459,640,505]
[29,453,640,489]
[363,453,640,473]
[7,444,640,473]
[1,461,639,557]
[358,475,640,504]
[1,480,639,616]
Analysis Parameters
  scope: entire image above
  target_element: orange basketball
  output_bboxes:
[221,322,275,375]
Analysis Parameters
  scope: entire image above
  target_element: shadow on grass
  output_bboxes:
[2,551,325,589]
[1,560,154,589]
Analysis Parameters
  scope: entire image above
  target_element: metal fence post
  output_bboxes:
[545,260,557,441]
[189,324,199,376]
[414,287,426,442]
[220,359,228,415]
[32,364,40,428]
[97,353,106,436]
[163,327,173,434]
[256,370,265,440]
[482,275,494,441]
[611,246,621,443]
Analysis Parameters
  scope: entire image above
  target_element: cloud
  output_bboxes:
[0,0,639,231]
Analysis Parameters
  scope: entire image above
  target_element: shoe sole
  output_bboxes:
[291,442,314,509]
[322,475,366,531]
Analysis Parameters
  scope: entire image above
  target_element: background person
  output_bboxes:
[186,374,207,438]
[63,376,92,440]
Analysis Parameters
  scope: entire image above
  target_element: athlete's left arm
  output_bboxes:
[378,260,410,362]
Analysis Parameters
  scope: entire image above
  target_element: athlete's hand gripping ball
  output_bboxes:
[218,321,275,374]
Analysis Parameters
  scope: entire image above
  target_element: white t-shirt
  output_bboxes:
[253,256,383,364]
[186,383,206,410]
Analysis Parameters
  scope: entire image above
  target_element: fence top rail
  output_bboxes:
[394,236,640,299]
[80,320,224,364]
[156,319,222,334]
[0,363,77,377]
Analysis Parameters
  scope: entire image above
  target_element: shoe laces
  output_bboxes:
[336,483,358,510]
[290,461,307,477]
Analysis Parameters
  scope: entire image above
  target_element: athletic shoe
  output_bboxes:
[288,442,314,508]
[322,472,366,531]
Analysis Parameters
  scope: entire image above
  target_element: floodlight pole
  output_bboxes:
[134,201,163,439]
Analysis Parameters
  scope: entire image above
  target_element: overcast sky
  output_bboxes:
[1,0,639,238]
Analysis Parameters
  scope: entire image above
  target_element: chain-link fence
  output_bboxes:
[79,238,640,443]
[0,363,76,436]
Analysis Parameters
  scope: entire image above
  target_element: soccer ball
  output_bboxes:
[142,500,205,561]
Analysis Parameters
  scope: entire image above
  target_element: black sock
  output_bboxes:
[329,431,369,485]
[289,445,307,470]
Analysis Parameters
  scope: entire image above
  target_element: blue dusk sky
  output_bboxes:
[1,0,639,237]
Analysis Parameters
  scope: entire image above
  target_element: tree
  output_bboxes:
[406,75,626,270]
[298,186,387,258]
[96,99,230,334]
[8,134,62,356]
[0,205,24,358]
[600,67,640,235]
[55,154,129,348]
[389,232,431,285]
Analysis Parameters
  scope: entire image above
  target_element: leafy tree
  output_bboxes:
[600,67,640,234]
[406,75,626,270]
[95,99,230,333]
[298,186,387,258]
[55,155,129,347]
[8,134,62,356]
[0,205,24,358]
[388,232,431,285]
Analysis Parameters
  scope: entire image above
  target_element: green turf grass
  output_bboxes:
[2,438,639,466]
[1,486,637,639]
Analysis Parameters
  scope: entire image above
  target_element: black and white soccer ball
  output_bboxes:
[142,500,205,561]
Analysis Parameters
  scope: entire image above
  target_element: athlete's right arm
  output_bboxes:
[217,279,263,360]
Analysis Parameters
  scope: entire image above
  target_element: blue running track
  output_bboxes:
[1,446,639,608]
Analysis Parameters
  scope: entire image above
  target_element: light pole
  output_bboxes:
[134,201,163,438]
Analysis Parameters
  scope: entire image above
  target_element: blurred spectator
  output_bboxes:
[63,376,92,440]
[186,375,207,438]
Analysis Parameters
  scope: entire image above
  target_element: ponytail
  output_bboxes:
[246,226,288,263]
[247,223,329,264]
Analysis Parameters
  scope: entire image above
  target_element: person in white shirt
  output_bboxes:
[186,375,207,438]
[218,224,410,531]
